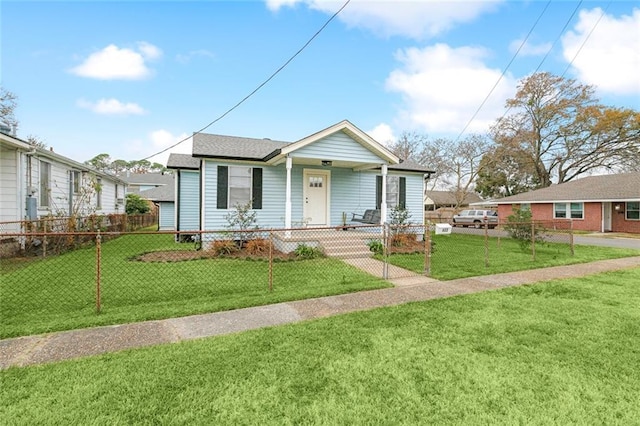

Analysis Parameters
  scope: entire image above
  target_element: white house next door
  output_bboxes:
[303,169,330,226]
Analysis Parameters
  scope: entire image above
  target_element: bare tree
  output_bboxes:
[1,87,19,131]
[491,72,640,187]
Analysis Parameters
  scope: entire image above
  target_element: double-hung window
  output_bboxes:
[40,161,51,208]
[217,165,263,209]
[626,202,640,220]
[554,202,583,219]
[376,175,406,209]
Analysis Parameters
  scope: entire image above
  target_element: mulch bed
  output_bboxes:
[132,249,298,263]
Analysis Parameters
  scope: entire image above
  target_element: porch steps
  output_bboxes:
[317,236,372,259]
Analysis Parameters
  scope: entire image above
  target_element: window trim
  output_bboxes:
[40,161,51,208]
[554,202,584,219]
[626,202,640,221]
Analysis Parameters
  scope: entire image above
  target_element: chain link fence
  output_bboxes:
[0,220,575,338]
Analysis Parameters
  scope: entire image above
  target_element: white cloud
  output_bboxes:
[70,42,163,80]
[266,0,503,39]
[562,7,640,95]
[266,0,302,11]
[385,43,516,135]
[176,49,215,64]
[77,98,147,115]
[509,38,551,56]
[129,130,193,167]
[367,123,396,146]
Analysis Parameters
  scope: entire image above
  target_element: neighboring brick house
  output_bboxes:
[494,172,640,234]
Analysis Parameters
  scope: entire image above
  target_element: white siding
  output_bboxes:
[0,146,20,225]
[290,131,382,164]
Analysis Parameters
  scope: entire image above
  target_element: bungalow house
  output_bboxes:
[494,172,640,234]
[0,131,127,232]
[167,120,433,235]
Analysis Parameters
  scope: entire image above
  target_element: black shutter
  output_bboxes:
[217,166,228,209]
[252,168,262,209]
[399,177,406,208]
[376,175,382,209]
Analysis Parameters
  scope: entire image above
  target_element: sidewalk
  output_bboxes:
[2,256,639,370]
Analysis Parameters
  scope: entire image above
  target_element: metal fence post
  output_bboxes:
[96,231,102,314]
[268,231,273,291]
[43,220,48,258]
[531,221,536,262]
[382,223,389,280]
[569,219,575,256]
[424,222,431,276]
[484,220,489,268]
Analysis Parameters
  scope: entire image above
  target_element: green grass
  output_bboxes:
[389,233,640,280]
[2,268,639,424]
[0,233,390,338]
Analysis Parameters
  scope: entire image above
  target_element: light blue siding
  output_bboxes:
[290,131,382,164]
[178,170,200,231]
[201,159,425,229]
[158,202,175,230]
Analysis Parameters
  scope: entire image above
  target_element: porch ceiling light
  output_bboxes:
[321,160,332,167]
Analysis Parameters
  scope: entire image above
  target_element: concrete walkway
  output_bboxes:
[2,256,639,370]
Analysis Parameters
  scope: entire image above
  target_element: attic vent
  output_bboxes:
[263,138,271,140]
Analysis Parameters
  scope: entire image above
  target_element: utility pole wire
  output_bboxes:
[142,0,351,162]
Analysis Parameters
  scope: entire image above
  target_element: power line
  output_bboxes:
[454,0,553,143]
[142,0,351,162]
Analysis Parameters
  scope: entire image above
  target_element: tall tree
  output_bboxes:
[85,153,112,172]
[491,72,640,187]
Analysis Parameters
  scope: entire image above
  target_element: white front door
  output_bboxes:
[603,202,612,232]
[303,169,330,226]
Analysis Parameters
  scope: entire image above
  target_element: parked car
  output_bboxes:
[451,209,498,229]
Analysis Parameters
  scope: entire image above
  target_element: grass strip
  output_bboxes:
[2,268,639,424]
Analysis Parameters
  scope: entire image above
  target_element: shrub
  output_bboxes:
[368,239,384,255]
[224,202,259,243]
[245,238,272,256]
[391,233,417,247]
[504,207,547,251]
[210,240,239,256]
[125,193,151,215]
[293,244,323,259]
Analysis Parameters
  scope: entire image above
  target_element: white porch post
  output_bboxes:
[285,156,292,234]
[380,164,387,224]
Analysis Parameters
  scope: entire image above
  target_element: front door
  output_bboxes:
[603,202,612,232]
[303,169,330,226]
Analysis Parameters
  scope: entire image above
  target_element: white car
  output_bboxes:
[451,210,498,229]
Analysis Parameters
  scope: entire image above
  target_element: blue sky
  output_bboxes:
[2,0,639,166]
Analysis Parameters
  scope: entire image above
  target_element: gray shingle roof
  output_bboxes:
[495,172,640,203]
[120,173,174,185]
[425,191,483,205]
[167,153,200,169]
[139,183,175,202]
[388,158,434,173]
[192,134,290,160]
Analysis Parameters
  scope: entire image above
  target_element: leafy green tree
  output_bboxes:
[125,193,150,215]
[85,153,112,172]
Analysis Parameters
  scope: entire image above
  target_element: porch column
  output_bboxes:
[380,164,387,224]
[285,156,292,232]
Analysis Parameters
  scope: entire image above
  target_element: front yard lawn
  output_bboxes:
[389,233,640,280]
[0,233,390,338]
[2,267,639,424]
